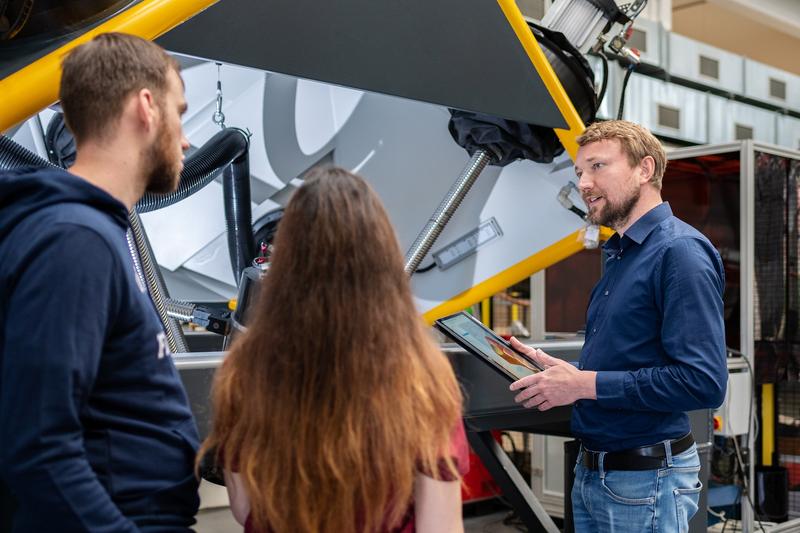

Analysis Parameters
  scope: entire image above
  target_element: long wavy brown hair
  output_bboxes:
[200,167,463,533]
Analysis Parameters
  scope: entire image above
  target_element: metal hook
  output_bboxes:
[212,62,226,129]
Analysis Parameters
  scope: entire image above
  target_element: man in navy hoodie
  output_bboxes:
[0,33,198,531]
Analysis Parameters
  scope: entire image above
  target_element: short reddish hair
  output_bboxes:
[577,120,667,189]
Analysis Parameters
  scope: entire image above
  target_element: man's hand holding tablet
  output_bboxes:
[508,337,597,411]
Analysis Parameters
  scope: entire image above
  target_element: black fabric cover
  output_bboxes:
[448,111,565,166]
[447,23,597,167]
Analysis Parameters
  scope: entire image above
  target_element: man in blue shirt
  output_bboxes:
[510,120,727,532]
[0,34,198,531]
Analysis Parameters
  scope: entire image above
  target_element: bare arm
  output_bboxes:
[224,469,251,526]
[414,473,463,533]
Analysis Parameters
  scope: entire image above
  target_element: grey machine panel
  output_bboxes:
[157,0,568,129]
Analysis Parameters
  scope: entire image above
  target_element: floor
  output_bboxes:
[195,507,794,532]
[194,506,526,532]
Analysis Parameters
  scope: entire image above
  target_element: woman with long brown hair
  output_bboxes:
[200,166,467,533]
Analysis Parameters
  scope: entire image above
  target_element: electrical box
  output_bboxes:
[715,362,752,437]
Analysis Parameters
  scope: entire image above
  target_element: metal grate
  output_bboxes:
[735,124,754,141]
[778,382,800,517]
[661,152,742,349]
[657,104,681,130]
[699,55,720,80]
[541,0,605,50]
[770,78,787,101]
[753,152,788,382]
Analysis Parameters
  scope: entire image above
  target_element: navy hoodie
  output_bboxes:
[0,167,200,532]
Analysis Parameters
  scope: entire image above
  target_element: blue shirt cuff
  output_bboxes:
[595,371,629,408]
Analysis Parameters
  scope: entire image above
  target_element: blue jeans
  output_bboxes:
[572,443,702,533]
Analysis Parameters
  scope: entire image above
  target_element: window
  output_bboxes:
[657,105,681,130]
[699,56,719,80]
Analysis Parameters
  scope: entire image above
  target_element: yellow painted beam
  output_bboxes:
[424,226,612,325]
[496,0,587,160]
[480,299,491,327]
[762,383,775,466]
[426,1,594,326]
[0,0,219,133]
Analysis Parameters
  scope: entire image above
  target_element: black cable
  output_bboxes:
[617,64,636,121]
[596,51,610,108]
[415,262,437,274]
[569,205,587,219]
[732,435,766,532]
[727,347,767,532]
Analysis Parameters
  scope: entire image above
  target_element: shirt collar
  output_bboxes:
[602,202,672,253]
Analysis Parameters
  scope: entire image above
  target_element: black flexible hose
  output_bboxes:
[222,153,254,284]
[0,134,189,352]
[136,127,250,213]
[136,126,255,285]
[5,126,256,283]
[617,64,636,120]
[0,135,56,169]
[597,51,609,109]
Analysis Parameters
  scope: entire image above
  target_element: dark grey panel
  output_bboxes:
[445,341,578,434]
[158,0,567,129]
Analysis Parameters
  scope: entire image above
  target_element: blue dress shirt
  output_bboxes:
[572,202,727,452]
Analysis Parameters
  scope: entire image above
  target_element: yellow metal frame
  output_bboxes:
[0,0,219,132]
[424,0,594,324]
[496,0,586,160]
[423,227,613,324]
[762,383,774,466]
[3,0,599,325]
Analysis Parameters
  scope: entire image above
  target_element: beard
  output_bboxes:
[144,123,182,195]
[587,186,640,229]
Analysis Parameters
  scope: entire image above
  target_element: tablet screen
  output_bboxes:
[437,312,540,380]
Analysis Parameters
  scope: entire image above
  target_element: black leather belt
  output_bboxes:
[580,433,695,471]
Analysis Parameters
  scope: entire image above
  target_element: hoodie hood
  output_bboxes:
[0,166,129,243]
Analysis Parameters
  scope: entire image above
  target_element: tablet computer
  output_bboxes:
[434,311,543,382]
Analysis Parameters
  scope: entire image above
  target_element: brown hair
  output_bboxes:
[576,120,667,189]
[201,167,463,533]
[60,32,180,144]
